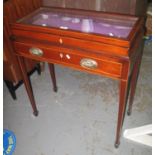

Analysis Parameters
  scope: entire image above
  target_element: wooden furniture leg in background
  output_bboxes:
[127,55,142,115]
[4,80,17,99]
[115,80,129,148]
[4,63,42,100]
[48,63,58,92]
[17,56,38,116]
[36,63,41,75]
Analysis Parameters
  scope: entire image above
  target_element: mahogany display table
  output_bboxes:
[10,7,145,147]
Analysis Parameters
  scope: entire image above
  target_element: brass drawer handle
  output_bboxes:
[29,47,43,56]
[80,58,98,69]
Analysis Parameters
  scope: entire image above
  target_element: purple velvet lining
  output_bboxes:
[24,12,135,38]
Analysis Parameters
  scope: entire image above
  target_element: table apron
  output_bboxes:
[13,41,130,80]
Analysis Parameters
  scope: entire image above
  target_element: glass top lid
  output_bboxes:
[18,8,138,39]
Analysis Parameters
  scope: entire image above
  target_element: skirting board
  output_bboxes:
[123,124,152,147]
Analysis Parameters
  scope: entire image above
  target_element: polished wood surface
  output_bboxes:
[115,80,129,148]
[17,56,38,116]
[43,0,147,16]
[127,40,145,115]
[48,63,58,92]
[3,0,42,99]
[13,42,123,79]
[10,6,145,147]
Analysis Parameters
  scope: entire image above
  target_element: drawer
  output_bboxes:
[14,42,122,79]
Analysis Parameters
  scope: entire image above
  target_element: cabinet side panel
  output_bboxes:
[3,0,42,83]
[43,0,134,14]
[43,0,147,15]
[135,0,148,16]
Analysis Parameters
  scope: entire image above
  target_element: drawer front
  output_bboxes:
[14,42,122,79]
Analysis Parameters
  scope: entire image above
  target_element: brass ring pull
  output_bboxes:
[29,47,43,56]
[80,58,98,69]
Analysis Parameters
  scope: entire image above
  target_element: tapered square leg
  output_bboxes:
[127,56,142,116]
[48,63,58,92]
[17,56,38,116]
[115,80,128,148]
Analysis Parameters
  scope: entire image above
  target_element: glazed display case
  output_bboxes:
[10,7,145,147]
[17,7,137,38]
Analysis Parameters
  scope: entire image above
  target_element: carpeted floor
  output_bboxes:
[4,43,152,155]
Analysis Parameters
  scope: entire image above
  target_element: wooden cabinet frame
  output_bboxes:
[10,6,145,147]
